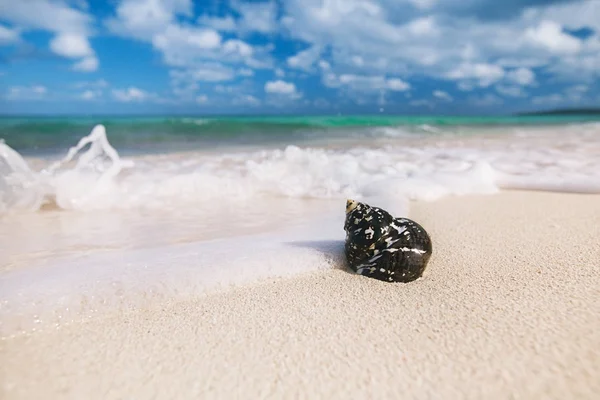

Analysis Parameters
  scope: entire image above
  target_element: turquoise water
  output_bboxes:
[1,114,599,155]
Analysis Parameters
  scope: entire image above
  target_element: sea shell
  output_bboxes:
[344,199,433,283]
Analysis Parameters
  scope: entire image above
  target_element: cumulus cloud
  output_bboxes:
[0,0,92,35]
[469,93,504,107]
[496,85,526,98]
[532,93,564,105]
[80,89,101,100]
[0,0,99,71]
[507,67,536,86]
[50,33,93,58]
[287,45,322,70]
[433,90,452,101]
[238,68,254,77]
[106,0,272,98]
[6,85,47,100]
[409,99,434,108]
[387,78,411,91]
[524,20,582,55]
[278,0,594,95]
[0,24,19,44]
[5,0,600,109]
[233,94,261,106]
[172,63,236,82]
[446,63,505,87]
[324,73,410,92]
[318,60,330,70]
[48,33,99,72]
[197,15,236,32]
[564,84,589,102]
[112,86,152,102]
[233,0,278,34]
[105,0,192,40]
[265,80,299,96]
[74,79,109,89]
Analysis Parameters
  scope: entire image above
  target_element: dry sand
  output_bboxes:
[1,191,599,399]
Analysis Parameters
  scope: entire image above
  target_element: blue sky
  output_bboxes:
[0,0,599,115]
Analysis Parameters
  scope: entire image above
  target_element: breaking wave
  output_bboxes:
[2,123,600,215]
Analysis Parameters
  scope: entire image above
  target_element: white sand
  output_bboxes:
[1,191,599,399]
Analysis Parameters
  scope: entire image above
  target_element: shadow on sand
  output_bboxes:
[285,239,353,273]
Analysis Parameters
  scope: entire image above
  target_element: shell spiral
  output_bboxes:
[344,199,433,283]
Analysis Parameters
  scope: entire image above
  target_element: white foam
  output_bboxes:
[1,123,599,336]
[2,123,599,215]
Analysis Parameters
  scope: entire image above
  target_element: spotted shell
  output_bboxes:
[344,199,433,283]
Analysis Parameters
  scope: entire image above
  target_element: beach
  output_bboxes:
[2,190,599,399]
[3,0,600,396]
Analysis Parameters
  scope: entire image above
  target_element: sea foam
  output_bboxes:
[1,123,599,337]
[3,123,600,214]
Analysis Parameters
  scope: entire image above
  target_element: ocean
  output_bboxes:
[1,115,600,336]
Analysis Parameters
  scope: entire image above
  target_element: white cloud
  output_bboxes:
[112,86,151,102]
[318,60,330,70]
[215,84,234,94]
[532,94,564,105]
[0,24,19,44]
[197,15,236,32]
[566,84,588,95]
[469,93,503,107]
[233,94,261,106]
[495,85,526,98]
[186,63,236,82]
[238,68,254,77]
[387,78,410,91]
[6,85,47,100]
[287,45,322,70]
[74,79,109,89]
[152,24,222,59]
[409,99,434,108]
[50,33,92,58]
[324,73,410,92]
[234,0,278,34]
[446,63,505,87]
[223,39,253,57]
[265,80,298,95]
[80,89,101,100]
[275,68,285,77]
[196,94,208,104]
[280,0,599,88]
[524,20,582,55]
[48,32,98,72]
[0,0,92,35]
[72,56,99,72]
[506,67,535,86]
[0,1,98,71]
[106,0,192,40]
[106,0,271,84]
[409,0,438,10]
[564,84,588,102]
[433,90,452,101]
[406,16,439,37]
[457,81,475,91]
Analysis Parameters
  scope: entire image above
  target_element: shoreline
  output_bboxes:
[2,190,599,399]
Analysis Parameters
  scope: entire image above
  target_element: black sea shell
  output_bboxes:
[344,199,432,283]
